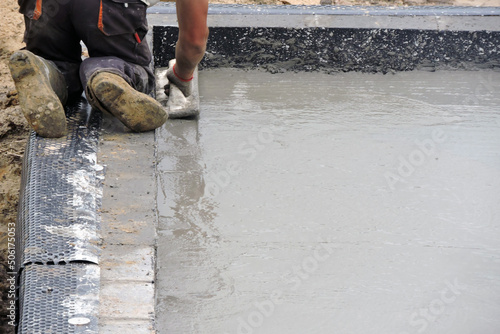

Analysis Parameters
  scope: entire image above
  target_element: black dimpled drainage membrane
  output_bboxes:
[16,98,101,333]
[154,26,500,73]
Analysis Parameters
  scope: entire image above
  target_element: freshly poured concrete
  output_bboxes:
[155,70,500,334]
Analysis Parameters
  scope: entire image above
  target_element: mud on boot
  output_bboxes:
[8,50,68,138]
[86,72,167,132]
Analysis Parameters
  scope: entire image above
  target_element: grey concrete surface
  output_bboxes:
[98,115,157,334]
[147,4,500,31]
[155,69,500,333]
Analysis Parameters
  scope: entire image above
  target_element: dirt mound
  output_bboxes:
[0,0,27,332]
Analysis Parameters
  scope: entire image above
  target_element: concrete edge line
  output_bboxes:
[97,114,157,334]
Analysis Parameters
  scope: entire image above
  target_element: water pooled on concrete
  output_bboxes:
[155,69,500,334]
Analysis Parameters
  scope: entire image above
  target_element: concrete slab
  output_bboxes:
[100,245,154,282]
[155,69,500,333]
[100,319,156,334]
[99,128,157,245]
[99,282,155,319]
[98,114,157,332]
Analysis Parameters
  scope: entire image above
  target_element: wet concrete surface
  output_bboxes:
[155,69,500,334]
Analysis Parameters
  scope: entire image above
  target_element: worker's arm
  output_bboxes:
[174,0,209,79]
[164,0,208,98]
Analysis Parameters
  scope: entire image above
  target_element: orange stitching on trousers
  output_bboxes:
[98,0,105,34]
[33,0,42,20]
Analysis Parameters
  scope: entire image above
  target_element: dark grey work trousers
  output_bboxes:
[18,0,155,101]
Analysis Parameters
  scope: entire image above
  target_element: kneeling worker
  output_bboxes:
[9,0,209,137]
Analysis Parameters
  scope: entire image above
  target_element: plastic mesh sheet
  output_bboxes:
[16,98,103,268]
[18,263,99,334]
[15,98,101,333]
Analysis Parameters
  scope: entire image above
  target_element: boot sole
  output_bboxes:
[91,74,167,132]
[9,51,67,138]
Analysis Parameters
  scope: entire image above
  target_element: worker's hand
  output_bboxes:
[158,59,200,118]
[165,60,193,98]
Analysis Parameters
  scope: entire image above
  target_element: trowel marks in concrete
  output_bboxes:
[155,69,500,334]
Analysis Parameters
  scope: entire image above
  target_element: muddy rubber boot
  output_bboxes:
[86,72,167,132]
[8,50,68,138]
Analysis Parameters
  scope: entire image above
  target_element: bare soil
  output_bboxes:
[0,0,28,331]
[0,0,498,331]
